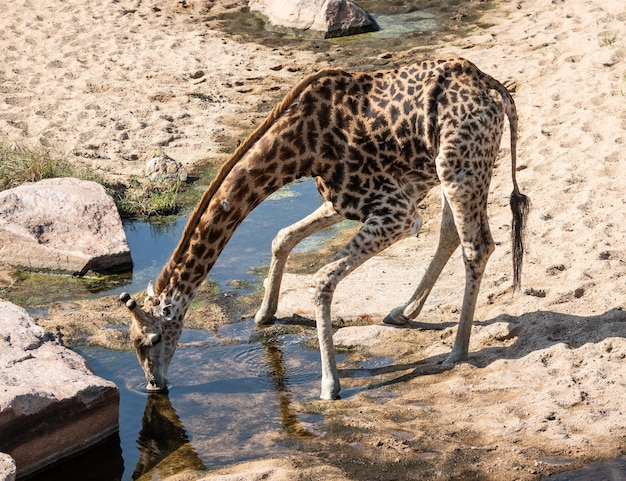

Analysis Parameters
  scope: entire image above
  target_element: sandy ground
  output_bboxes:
[1,0,626,480]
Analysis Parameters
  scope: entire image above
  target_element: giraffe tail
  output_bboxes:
[510,188,530,291]
[495,78,530,292]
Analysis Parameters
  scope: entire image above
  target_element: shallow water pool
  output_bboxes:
[30,318,359,481]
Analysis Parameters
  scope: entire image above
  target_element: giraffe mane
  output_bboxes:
[153,67,346,296]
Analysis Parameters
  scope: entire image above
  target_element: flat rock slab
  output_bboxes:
[0,177,132,275]
[333,324,401,349]
[249,0,378,38]
[0,300,119,478]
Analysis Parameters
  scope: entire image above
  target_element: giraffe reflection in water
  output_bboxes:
[132,393,205,480]
[262,337,318,439]
[132,334,316,480]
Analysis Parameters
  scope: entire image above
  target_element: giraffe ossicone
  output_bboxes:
[121,57,529,400]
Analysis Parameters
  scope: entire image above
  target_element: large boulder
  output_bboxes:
[249,0,379,38]
[0,177,132,275]
[0,300,120,478]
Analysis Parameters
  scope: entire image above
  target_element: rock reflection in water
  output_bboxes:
[132,394,205,480]
[24,434,124,481]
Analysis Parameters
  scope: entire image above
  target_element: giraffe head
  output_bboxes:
[120,283,182,392]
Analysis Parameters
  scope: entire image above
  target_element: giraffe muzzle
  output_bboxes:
[146,375,168,393]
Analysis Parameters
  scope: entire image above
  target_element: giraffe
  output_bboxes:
[120,57,529,401]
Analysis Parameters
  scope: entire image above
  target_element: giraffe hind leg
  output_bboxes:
[443,205,494,365]
[438,161,496,365]
[384,192,460,325]
[254,201,342,325]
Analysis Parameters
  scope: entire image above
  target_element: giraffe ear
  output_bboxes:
[162,305,174,321]
[147,281,156,297]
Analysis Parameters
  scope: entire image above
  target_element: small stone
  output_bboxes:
[525,287,546,298]
[0,454,16,481]
[189,70,204,79]
[145,154,188,183]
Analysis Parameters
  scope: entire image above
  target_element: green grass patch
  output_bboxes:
[1,142,76,188]
[0,141,185,218]
[113,178,183,218]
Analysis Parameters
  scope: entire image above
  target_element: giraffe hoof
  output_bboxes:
[443,351,468,365]
[320,388,341,401]
[119,292,131,303]
[383,309,410,326]
[254,311,276,326]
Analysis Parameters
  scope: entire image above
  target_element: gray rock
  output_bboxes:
[0,454,15,481]
[0,177,132,275]
[145,154,188,182]
[0,300,119,478]
[249,0,379,38]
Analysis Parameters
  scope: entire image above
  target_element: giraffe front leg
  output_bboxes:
[384,195,460,326]
[254,202,342,325]
[312,255,351,400]
[312,253,355,400]
[312,216,411,399]
[314,287,341,400]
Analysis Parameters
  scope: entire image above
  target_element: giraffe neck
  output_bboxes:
[156,141,312,317]
[152,67,346,317]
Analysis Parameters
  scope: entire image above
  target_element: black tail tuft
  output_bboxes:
[510,191,530,291]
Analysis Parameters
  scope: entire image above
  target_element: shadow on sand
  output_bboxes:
[320,307,626,390]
